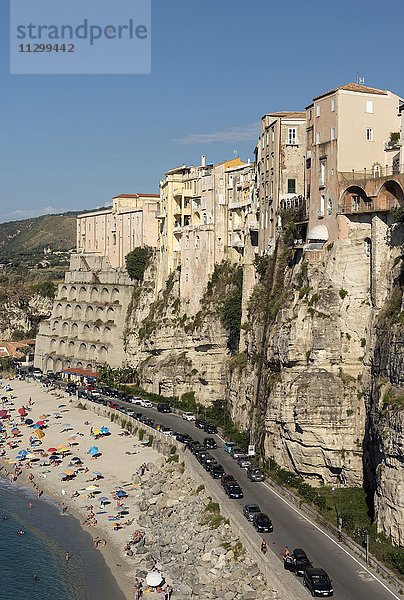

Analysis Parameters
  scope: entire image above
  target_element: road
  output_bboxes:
[81,391,402,600]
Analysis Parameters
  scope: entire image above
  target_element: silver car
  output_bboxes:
[243,503,262,522]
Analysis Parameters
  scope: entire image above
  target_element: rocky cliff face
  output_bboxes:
[0,293,52,340]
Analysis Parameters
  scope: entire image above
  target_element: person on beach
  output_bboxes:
[164,583,173,600]
[283,546,290,560]
[261,539,267,554]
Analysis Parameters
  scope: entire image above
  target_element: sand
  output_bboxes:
[0,377,168,600]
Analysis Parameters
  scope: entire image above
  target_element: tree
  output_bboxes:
[125,247,152,282]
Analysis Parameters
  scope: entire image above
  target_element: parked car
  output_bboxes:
[204,423,217,434]
[237,455,252,468]
[247,467,265,482]
[284,548,313,576]
[204,459,218,472]
[203,437,217,449]
[224,441,236,454]
[189,441,204,454]
[243,503,262,522]
[224,481,243,499]
[221,474,235,488]
[201,454,216,468]
[182,412,195,421]
[131,397,143,405]
[252,513,273,533]
[175,432,192,444]
[140,399,153,408]
[196,450,209,464]
[157,403,171,413]
[160,426,174,436]
[303,568,333,597]
[195,419,207,430]
[210,464,225,479]
[231,447,245,459]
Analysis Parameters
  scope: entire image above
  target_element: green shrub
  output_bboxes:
[339,288,348,300]
[138,428,145,441]
[125,247,152,282]
[167,453,179,463]
[196,484,205,494]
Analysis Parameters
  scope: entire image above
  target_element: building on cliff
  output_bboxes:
[305,83,403,250]
[254,111,307,256]
[77,193,159,269]
[34,193,159,373]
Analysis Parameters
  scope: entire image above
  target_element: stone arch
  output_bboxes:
[79,342,87,355]
[99,345,108,361]
[364,237,372,257]
[64,359,71,368]
[377,180,404,209]
[65,303,72,319]
[50,338,57,352]
[68,341,75,355]
[101,287,110,302]
[104,325,112,337]
[89,344,97,359]
[106,307,115,319]
[55,303,63,318]
[61,322,69,336]
[76,361,83,369]
[339,185,368,213]
[86,363,93,370]
[71,322,79,337]
[60,286,68,299]
[94,325,101,338]
[95,306,104,320]
[59,340,66,354]
[74,304,82,319]
[54,358,63,372]
[85,305,94,321]
[90,287,99,302]
[192,211,201,225]
[83,323,91,334]
[69,286,77,301]
[111,287,120,303]
[46,357,54,372]
[52,320,60,331]
[79,286,87,301]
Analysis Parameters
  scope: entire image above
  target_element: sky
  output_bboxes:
[0,0,403,223]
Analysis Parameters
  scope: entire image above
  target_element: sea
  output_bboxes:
[0,476,125,600]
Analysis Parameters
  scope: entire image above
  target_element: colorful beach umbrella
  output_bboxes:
[85,485,99,491]
[100,427,109,434]
[35,429,45,439]
[0,410,8,418]
[116,490,127,498]
[88,446,99,456]
[64,469,75,476]
[25,419,33,425]
[47,447,58,453]
[18,408,27,416]
[36,421,45,426]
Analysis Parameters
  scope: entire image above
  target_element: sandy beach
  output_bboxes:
[0,377,169,600]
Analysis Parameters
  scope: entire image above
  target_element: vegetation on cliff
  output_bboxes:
[125,246,153,282]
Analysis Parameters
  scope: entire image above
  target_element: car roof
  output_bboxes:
[293,548,307,556]
[306,568,327,576]
[245,503,260,509]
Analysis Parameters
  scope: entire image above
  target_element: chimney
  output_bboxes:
[201,154,206,168]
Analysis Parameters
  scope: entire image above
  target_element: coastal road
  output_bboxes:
[83,394,402,600]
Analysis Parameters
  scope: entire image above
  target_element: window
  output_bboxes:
[327,197,332,215]
[364,238,371,257]
[366,100,373,113]
[331,98,335,112]
[316,131,321,145]
[308,109,312,121]
[319,195,325,217]
[320,159,326,186]
[287,179,296,194]
[195,235,200,249]
[366,128,374,141]
[331,127,336,140]
[287,128,297,145]
[316,104,321,117]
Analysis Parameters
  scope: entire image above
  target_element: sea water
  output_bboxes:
[0,477,125,600]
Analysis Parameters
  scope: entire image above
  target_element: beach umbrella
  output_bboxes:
[39,414,49,420]
[64,469,75,476]
[93,429,102,435]
[58,404,66,408]
[93,471,103,478]
[25,419,33,425]
[35,429,45,439]
[0,410,8,418]
[49,454,61,460]
[100,426,109,435]
[145,572,163,588]
[58,446,70,453]
[98,496,108,503]
[31,424,40,429]
[47,447,58,453]
[16,449,28,459]
[88,446,99,456]
[116,490,127,498]
[85,485,99,491]
[36,420,45,426]
[11,428,21,436]
[18,408,27,416]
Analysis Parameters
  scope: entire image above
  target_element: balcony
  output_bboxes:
[231,239,244,249]
[156,211,167,219]
[173,188,182,198]
[337,198,398,215]
[249,221,259,231]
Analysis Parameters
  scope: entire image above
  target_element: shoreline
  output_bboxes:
[0,377,164,600]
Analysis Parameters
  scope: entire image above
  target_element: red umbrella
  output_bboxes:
[47,447,57,453]
[0,410,8,418]
[36,421,45,426]
[18,408,27,416]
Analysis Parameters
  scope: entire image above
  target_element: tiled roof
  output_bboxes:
[112,194,159,199]
[0,340,35,359]
[313,83,388,101]
[266,111,305,118]
[63,367,99,378]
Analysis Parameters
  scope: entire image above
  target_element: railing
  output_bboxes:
[338,197,398,215]
[339,164,404,182]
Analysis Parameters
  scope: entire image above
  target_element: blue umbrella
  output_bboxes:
[88,446,99,456]
[100,426,109,434]
[116,490,127,498]
[25,418,33,425]
[98,496,109,503]
[16,449,28,459]
[31,424,40,429]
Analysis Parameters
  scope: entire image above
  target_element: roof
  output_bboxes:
[265,111,305,119]
[307,224,329,241]
[0,340,35,359]
[313,82,388,101]
[63,367,99,379]
[112,194,159,199]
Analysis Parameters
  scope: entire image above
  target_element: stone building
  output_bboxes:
[77,193,159,269]
[255,112,306,255]
[305,83,402,249]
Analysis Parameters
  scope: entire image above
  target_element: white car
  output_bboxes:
[140,399,153,408]
[131,397,143,405]
[182,412,195,421]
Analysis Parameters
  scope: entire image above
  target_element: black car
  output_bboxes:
[210,464,225,479]
[284,548,313,576]
[224,481,243,499]
[196,450,209,464]
[189,442,204,454]
[221,473,235,488]
[204,423,217,434]
[252,513,273,533]
[175,432,192,444]
[203,437,217,449]
[157,403,171,413]
[243,503,262,522]
[195,419,206,429]
[204,459,218,472]
[303,568,333,597]
[247,467,265,482]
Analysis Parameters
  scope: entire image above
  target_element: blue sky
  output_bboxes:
[0,0,403,222]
